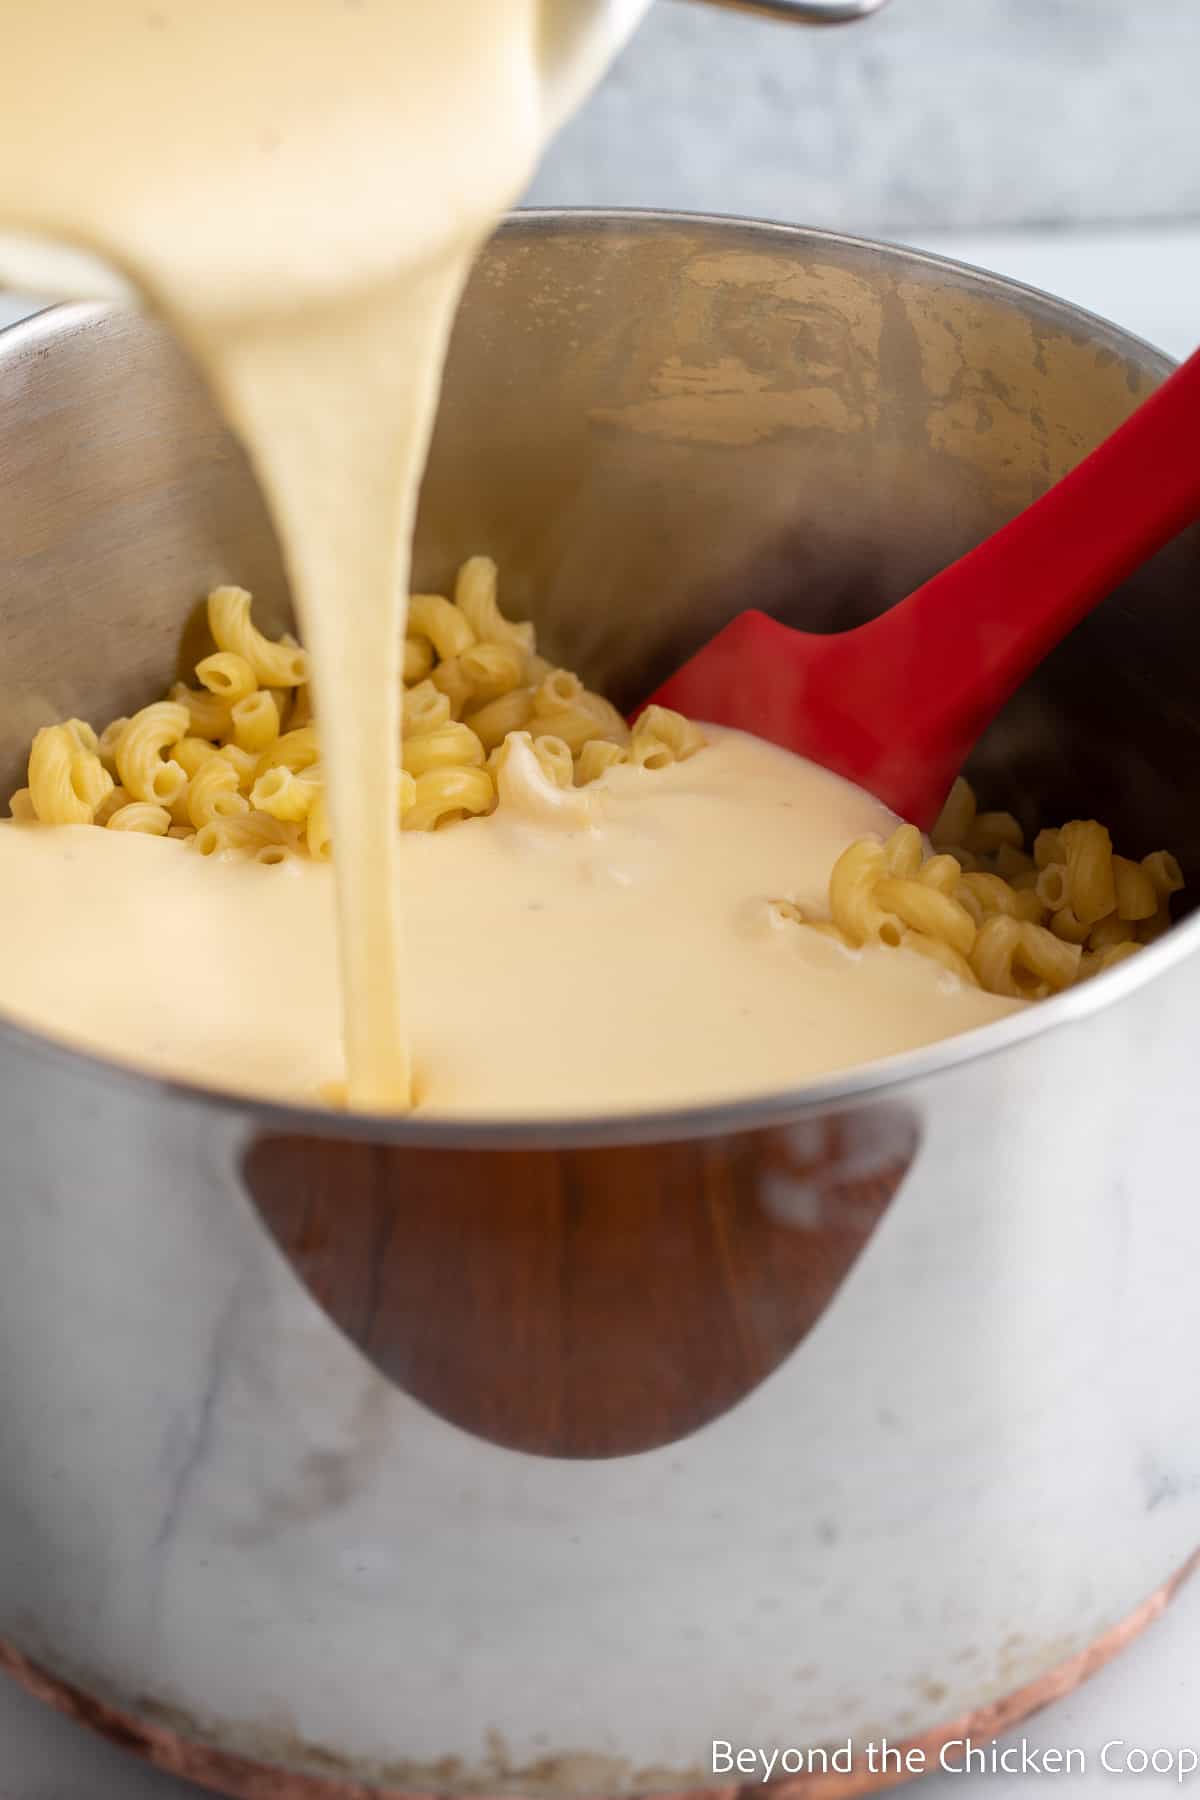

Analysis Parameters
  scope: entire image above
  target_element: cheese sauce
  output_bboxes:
[0,0,642,1109]
[0,731,1019,1114]
[0,1,1020,1113]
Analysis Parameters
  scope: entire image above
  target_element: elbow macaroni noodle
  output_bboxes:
[455,553,536,654]
[106,800,172,835]
[27,724,107,825]
[196,651,256,705]
[207,585,309,687]
[114,702,189,807]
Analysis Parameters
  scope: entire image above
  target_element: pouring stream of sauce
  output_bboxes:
[0,0,643,1108]
[0,732,1021,1113]
[0,2,1026,1114]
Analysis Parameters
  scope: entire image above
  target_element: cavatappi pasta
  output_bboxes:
[7,557,703,861]
[772,774,1184,999]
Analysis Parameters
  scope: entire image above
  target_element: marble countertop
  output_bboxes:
[2,223,1199,1796]
[525,2,1200,237]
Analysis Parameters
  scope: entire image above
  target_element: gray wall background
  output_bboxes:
[526,0,1200,233]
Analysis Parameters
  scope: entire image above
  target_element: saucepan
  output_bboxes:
[1,214,1199,1797]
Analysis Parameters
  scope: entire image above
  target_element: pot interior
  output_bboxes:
[0,215,1197,885]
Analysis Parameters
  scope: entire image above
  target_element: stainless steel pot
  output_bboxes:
[1,213,1199,1798]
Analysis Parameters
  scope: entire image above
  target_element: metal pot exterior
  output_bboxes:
[0,216,1198,1791]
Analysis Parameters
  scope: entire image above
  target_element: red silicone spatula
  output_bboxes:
[644,346,1200,829]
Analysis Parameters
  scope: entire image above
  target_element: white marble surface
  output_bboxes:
[527,1,1200,234]
[3,226,1200,1796]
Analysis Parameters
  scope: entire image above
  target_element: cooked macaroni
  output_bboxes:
[7,565,1185,1013]
[27,724,103,825]
[169,683,232,741]
[464,686,535,752]
[404,766,496,833]
[208,586,309,688]
[252,765,319,824]
[408,593,476,663]
[114,702,189,806]
[775,780,1184,999]
[455,554,535,653]
[230,691,281,755]
[196,651,257,705]
[10,564,694,868]
[187,757,247,829]
[630,704,707,770]
[106,801,172,836]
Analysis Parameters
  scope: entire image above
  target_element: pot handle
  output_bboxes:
[689,0,891,20]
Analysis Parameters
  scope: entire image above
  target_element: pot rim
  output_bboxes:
[0,209,1190,1148]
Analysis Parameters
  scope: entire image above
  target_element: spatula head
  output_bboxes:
[642,609,963,829]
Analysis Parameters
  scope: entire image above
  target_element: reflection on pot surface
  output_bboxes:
[245,1104,920,1459]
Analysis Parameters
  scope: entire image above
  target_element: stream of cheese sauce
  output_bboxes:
[0,0,645,1109]
[0,731,1019,1114]
[0,2,1021,1113]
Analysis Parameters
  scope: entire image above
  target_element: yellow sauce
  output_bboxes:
[0,0,640,1108]
[0,1,1022,1113]
[0,730,1019,1113]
